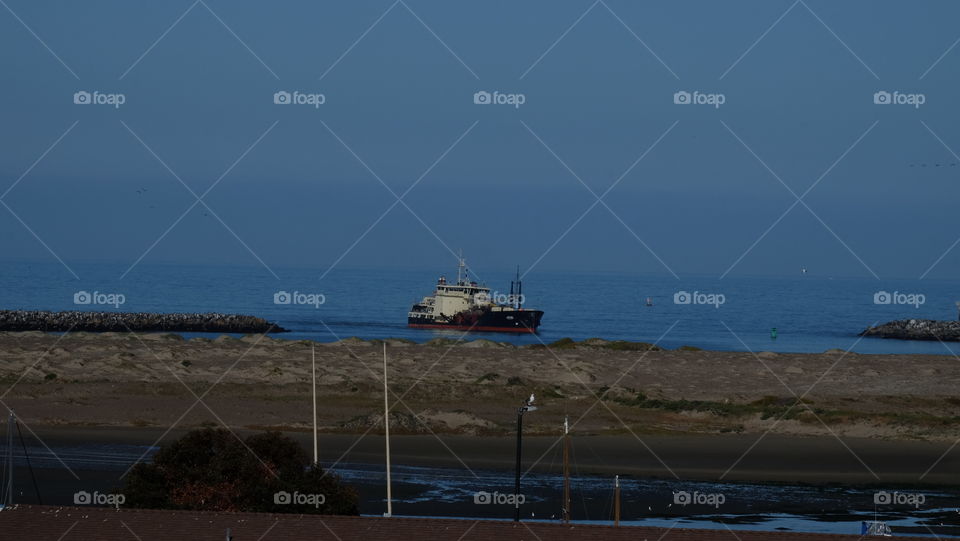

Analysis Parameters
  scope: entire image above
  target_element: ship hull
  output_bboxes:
[408,310,543,333]
[408,323,538,333]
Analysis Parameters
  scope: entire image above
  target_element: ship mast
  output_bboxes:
[457,250,466,285]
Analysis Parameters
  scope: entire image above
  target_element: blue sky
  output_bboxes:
[2,0,959,281]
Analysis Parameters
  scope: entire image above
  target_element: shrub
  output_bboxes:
[123,428,358,514]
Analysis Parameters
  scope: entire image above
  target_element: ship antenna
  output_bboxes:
[457,250,465,285]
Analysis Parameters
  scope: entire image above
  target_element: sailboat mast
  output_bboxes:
[562,416,570,524]
[383,343,393,517]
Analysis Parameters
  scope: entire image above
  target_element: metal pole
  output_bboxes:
[563,416,570,523]
[5,411,13,505]
[384,343,393,517]
[614,475,621,527]
[15,420,40,504]
[312,345,318,465]
[514,408,522,522]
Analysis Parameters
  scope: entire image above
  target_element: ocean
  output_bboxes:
[1,260,958,354]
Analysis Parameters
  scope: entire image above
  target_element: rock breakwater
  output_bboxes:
[860,319,960,341]
[0,310,288,333]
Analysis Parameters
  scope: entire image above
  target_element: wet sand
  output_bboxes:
[22,426,960,487]
[8,425,959,538]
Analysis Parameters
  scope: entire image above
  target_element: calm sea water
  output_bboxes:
[1,260,959,354]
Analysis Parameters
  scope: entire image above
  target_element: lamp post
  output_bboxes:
[514,393,536,522]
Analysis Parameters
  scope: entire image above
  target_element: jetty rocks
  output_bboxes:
[860,319,960,341]
[0,310,288,334]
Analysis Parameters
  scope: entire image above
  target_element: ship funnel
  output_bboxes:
[515,265,522,309]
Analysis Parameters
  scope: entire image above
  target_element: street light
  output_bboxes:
[514,393,536,522]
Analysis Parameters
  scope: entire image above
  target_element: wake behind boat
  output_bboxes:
[407,257,543,333]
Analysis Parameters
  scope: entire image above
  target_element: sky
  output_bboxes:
[2,0,960,281]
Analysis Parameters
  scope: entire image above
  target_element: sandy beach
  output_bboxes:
[1,331,958,485]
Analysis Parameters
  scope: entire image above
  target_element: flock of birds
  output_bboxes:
[135,187,155,209]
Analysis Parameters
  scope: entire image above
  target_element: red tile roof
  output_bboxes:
[0,505,918,541]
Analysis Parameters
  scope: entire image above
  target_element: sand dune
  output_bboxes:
[0,332,957,442]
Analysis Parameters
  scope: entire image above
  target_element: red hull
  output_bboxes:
[407,323,537,333]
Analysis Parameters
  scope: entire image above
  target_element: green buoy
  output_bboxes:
[770,327,778,339]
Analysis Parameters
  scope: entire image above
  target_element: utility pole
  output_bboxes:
[514,394,536,522]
